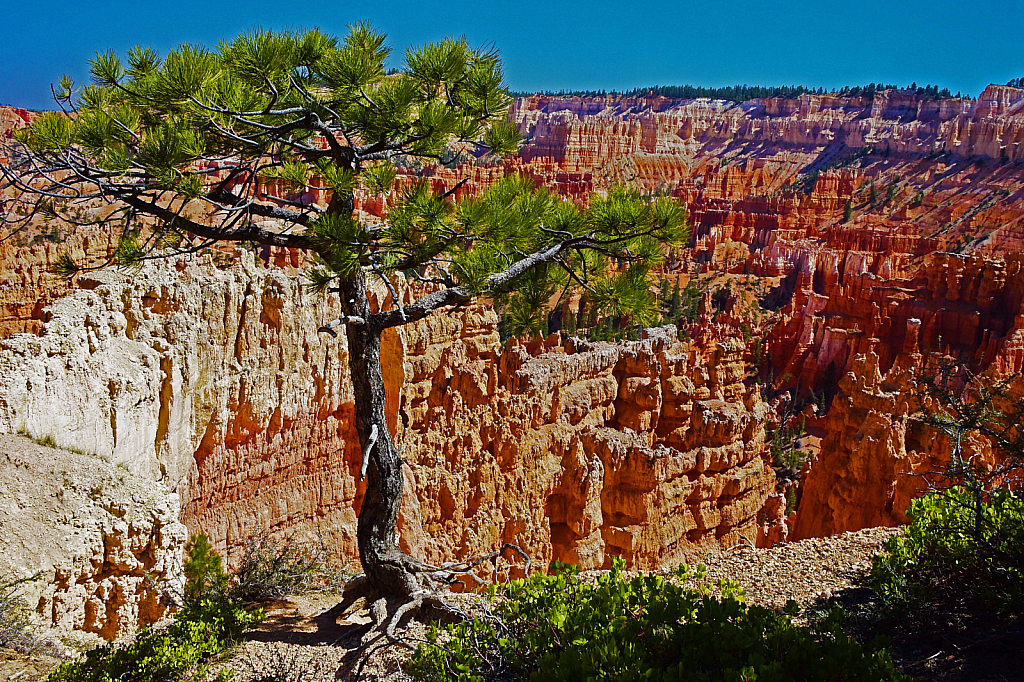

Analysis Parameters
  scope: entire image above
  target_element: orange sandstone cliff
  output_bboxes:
[0,254,772,579]
[4,84,1024,637]
[496,85,1024,538]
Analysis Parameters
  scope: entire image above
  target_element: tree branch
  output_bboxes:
[117,193,312,250]
[373,238,587,329]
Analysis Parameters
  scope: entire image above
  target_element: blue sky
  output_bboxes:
[2,0,1022,109]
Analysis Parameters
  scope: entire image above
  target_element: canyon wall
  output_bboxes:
[509,85,1024,175]
[0,434,186,640]
[495,86,1024,537]
[0,253,773,587]
[4,83,1024,638]
[789,254,1024,538]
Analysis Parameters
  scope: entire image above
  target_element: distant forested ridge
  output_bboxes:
[512,82,956,101]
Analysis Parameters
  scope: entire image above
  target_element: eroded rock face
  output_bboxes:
[510,86,1024,175]
[7,83,1023,592]
[495,89,1024,539]
[756,248,1024,537]
[0,250,361,554]
[399,327,771,570]
[790,347,1016,539]
[0,435,186,640]
[0,254,771,577]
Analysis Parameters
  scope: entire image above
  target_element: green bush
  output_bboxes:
[183,533,229,603]
[408,560,907,682]
[48,534,262,682]
[47,618,237,682]
[870,488,1024,613]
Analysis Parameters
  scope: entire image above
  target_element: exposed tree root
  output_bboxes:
[333,544,530,681]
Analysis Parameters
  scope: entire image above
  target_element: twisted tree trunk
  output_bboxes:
[337,270,421,597]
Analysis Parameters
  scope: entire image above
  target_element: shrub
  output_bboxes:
[34,434,58,448]
[1,575,37,653]
[47,618,238,682]
[870,488,1024,613]
[407,560,908,682]
[230,536,345,603]
[183,533,230,602]
[1,572,62,656]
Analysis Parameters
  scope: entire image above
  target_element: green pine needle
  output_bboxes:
[361,162,397,195]
[113,235,145,271]
[52,252,80,280]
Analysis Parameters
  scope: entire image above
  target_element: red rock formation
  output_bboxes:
[0,105,35,147]
[500,88,1024,539]
[5,83,1024,570]
[0,225,120,338]
[0,255,772,573]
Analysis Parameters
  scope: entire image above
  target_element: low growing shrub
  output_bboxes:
[1,572,63,656]
[408,560,907,682]
[47,617,244,682]
[870,487,1024,613]
[231,536,345,603]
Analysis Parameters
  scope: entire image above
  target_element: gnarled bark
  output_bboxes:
[338,270,422,597]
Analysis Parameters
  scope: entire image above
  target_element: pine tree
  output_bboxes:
[562,303,577,335]
[869,182,879,207]
[843,199,853,222]
[0,26,690,602]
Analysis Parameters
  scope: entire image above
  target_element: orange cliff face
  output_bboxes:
[510,86,1024,172]
[0,255,773,573]
[787,255,1024,539]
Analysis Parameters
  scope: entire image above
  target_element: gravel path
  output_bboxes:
[676,526,899,610]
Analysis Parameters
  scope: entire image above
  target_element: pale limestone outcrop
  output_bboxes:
[0,434,186,640]
[0,250,366,563]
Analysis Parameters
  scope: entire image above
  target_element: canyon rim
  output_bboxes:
[1,36,1023,655]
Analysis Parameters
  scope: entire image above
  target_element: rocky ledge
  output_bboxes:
[0,434,186,640]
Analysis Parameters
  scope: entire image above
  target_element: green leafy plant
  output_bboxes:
[47,618,237,682]
[408,560,907,682]
[870,488,1024,613]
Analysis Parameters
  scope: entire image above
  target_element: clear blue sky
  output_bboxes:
[2,0,1022,109]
